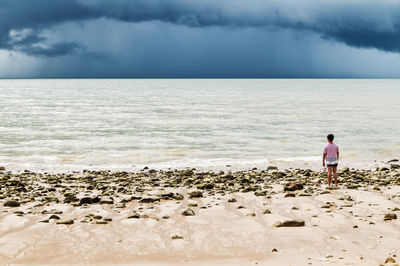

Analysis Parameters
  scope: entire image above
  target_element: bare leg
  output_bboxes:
[327,166,332,186]
[333,167,338,186]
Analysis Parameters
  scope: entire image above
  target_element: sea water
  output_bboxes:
[0,79,399,172]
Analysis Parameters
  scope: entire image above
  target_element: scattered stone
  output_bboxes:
[48,214,60,220]
[127,213,140,219]
[171,235,184,240]
[189,191,203,198]
[139,196,160,203]
[384,213,397,221]
[263,209,271,214]
[385,257,396,263]
[182,209,195,216]
[96,220,108,224]
[4,200,20,207]
[246,212,256,217]
[284,183,304,191]
[272,248,278,252]
[56,219,74,225]
[347,185,359,189]
[274,219,305,227]
[99,197,114,204]
[285,193,296,198]
[228,198,237,203]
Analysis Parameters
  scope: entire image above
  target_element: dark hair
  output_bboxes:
[327,134,334,141]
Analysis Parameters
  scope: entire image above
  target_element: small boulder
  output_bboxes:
[182,209,195,216]
[384,213,397,221]
[385,257,396,263]
[127,213,140,219]
[274,219,305,227]
[4,200,21,207]
[284,183,304,191]
[189,191,203,198]
[56,219,74,225]
[99,197,114,204]
[139,196,160,203]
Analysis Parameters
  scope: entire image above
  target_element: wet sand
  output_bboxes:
[0,163,399,265]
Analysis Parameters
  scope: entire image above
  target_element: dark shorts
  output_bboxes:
[327,164,338,167]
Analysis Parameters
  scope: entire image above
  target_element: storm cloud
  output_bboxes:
[1,0,400,57]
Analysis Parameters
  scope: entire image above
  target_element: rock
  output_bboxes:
[272,248,278,252]
[188,202,198,207]
[139,196,160,203]
[172,193,184,200]
[96,220,108,224]
[263,209,271,214]
[56,219,74,225]
[274,219,305,227]
[384,213,397,221]
[347,185,359,189]
[44,196,59,203]
[189,191,203,198]
[385,257,396,263]
[99,197,114,204]
[254,191,266,196]
[39,219,49,223]
[48,214,60,220]
[79,197,93,205]
[228,198,237,203]
[284,183,304,191]
[246,212,256,217]
[127,213,140,219]
[267,166,278,171]
[0,166,5,171]
[182,209,195,216]
[104,217,112,222]
[3,200,20,207]
[171,235,184,240]
[284,193,296,198]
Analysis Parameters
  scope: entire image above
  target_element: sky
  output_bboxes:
[1,0,400,78]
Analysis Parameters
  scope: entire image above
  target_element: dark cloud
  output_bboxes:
[1,0,400,57]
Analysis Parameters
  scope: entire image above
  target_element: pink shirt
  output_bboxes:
[323,143,339,164]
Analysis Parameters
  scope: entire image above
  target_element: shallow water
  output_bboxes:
[0,79,399,172]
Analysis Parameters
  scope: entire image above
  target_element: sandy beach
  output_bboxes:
[1,163,399,265]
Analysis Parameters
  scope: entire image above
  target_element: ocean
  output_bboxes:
[0,79,399,172]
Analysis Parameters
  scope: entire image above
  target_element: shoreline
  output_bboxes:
[1,164,399,264]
